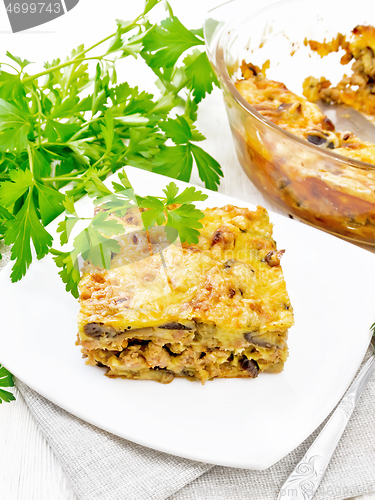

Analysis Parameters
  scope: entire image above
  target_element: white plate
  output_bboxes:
[0,167,374,470]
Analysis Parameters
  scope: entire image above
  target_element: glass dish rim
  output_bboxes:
[205,0,375,172]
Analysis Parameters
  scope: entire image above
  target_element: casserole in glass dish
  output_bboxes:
[205,0,375,244]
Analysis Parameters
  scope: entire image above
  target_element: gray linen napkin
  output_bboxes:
[14,363,375,500]
[15,379,213,500]
[2,243,375,500]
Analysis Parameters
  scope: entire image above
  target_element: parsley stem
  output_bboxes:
[151,67,179,94]
[31,90,43,146]
[22,56,103,83]
[42,176,80,182]
[21,17,143,85]
[22,55,121,84]
[22,59,84,83]
[163,0,174,17]
[70,16,143,59]
[40,136,96,148]
[75,16,142,58]
[42,162,112,183]
[76,33,118,58]
[41,170,82,181]
[27,144,34,176]
[0,62,20,73]
[69,118,101,142]
[175,78,189,94]
[91,154,107,169]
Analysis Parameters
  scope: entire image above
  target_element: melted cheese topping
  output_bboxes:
[236,61,375,160]
[77,205,294,383]
[303,25,375,116]
[78,205,293,334]
[235,57,375,243]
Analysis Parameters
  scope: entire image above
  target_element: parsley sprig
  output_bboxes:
[0,0,221,284]
[51,169,208,298]
[139,179,208,243]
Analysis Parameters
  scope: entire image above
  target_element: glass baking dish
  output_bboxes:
[205,0,375,245]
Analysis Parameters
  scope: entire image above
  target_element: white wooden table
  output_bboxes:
[1,0,375,498]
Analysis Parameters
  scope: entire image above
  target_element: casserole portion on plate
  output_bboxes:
[77,204,294,383]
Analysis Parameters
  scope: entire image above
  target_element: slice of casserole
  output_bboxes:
[77,205,294,384]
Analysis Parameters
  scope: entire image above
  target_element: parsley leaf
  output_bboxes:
[83,170,113,199]
[166,203,204,243]
[142,16,204,70]
[190,143,223,191]
[57,216,80,246]
[144,0,161,15]
[6,51,33,70]
[159,115,192,144]
[0,169,33,208]
[138,180,207,243]
[0,205,13,222]
[153,144,193,181]
[0,71,24,102]
[4,190,53,281]
[45,120,81,143]
[0,98,31,152]
[155,116,222,189]
[140,196,166,228]
[50,249,81,298]
[162,183,207,205]
[184,51,219,103]
[35,183,65,226]
[72,211,123,270]
[0,365,15,404]
[31,149,52,180]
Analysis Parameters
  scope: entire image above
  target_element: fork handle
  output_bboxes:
[278,353,375,500]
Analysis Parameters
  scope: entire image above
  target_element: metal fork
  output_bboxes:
[278,336,375,500]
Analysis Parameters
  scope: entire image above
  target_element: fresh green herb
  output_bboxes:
[139,178,208,243]
[370,322,375,336]
[155,115,222,190]
[52,169,208,298]
[141,16,205,70]
[0,365,15,404]
[0,0,221,284]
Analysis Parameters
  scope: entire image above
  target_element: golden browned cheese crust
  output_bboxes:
[236,61,375,162]
[303,25,375,116]
[77,205,294,383]
[234,59,375,243]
